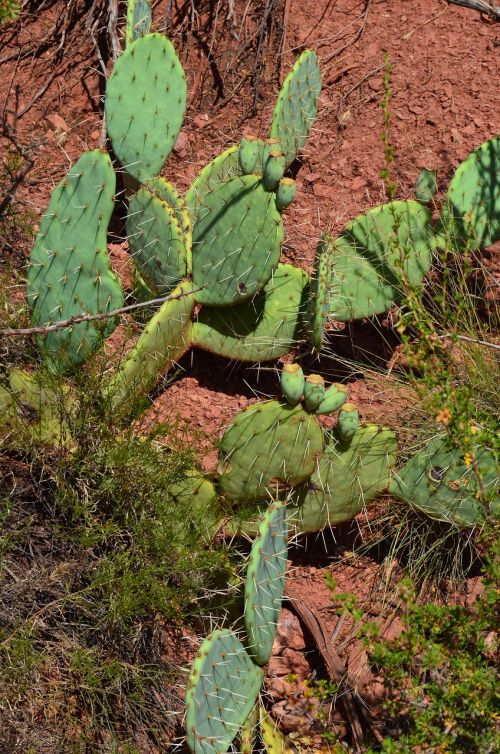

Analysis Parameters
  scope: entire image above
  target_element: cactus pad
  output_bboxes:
[307,234,334,350]
[328,200,433,321]
[126,182,187,293]
[125,0,152,45]
[270,49,321,168]
[27,150,123,370]
[288,425,397,532]
[218,399,324,501]
[186,142,267,225]
[106,279,195,411]
[191,264,309,362]
[389,435,499,527]
[191,175,283,306]
[0,369,74,448]
[439,137,500,251]
[244,502,288,665]
[105,33,187,182]
[185,628,264,754]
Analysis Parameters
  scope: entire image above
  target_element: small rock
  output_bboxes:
[90,130,101,140]
[351,176,367,191]
[46,113,69,131]
[174,130,189,156]
[312,183,332,199]
[368,77,383,92]
[272,608,306,653]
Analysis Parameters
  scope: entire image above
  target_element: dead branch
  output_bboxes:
[445,0,500,19]
[0,287,203,338]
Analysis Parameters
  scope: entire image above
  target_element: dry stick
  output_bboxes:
[285,585,364,754]
[446,0,500,19]
[437,333,500,351]
[0,287,203,338]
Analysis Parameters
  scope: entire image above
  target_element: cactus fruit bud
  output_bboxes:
[263,150,286,191]
[276,177,297,211]
[336,403,359,443]
[315,383,348,415]
[303,374,325,411]
[238,135,259,175]
[280,363,305,405]
[262,137,281,166]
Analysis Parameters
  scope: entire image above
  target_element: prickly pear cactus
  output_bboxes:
[191,175,283,306]
[328,200,433,321]
[307,234,334,351]
[186,142,267,223]
[27,150,123,370]
[125,0,152,45]
[105,33,187,182]
[191,264,309,362]
[218,399,324,501]
[389,435,499,527]
[126,181,188,293]
[288,425,397,532]
[185,629,264,754]
[0,369,75,448]
[270,49,321,168]
[244,502,288,665]
[106,280,195,411]
[438,137,500,251]
[146,177,192,260]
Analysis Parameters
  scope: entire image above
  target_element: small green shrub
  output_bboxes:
[367,534,499,753]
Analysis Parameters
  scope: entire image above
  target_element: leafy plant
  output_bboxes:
[367,535,500,754]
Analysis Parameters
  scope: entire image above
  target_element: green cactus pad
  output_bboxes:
[270,49,321,168]
[146,176,192,252]
[218,399,324,502]
[415,168,438,203]
[439,137,500,251]
[315,383,348,416]
[0,369,75,448]
[191,264,309,362]
[328,200,433,321]
[191,175,283,306]
[280,363,305,405]
[186,142,267,225]
[27,150,123,370]
[125,0,152,45]
[307,234,334,350]
[244,502,288,666]
[105,33,187,182]
[185,628,264,754]
[126,183,187,293]
[106,279,195,411]
[288,425,397,532]
[389,435,499,527]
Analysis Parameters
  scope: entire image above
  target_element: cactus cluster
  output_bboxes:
[20,0,500,412]
[186,502,288,754]
[218,365,398,537]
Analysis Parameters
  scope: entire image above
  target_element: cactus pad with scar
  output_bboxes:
[27,150,123,370]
